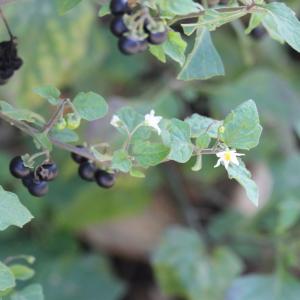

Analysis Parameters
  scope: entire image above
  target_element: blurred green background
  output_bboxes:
[1,0,300,299]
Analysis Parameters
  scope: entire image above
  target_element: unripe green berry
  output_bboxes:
[66,113,81,130]
[55,118,67,131]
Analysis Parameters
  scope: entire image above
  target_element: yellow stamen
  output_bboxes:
[224,152,231,161]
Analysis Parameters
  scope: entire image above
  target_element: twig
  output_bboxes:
[42,99,67,134]
[168,5,257,26]
[0,8,13,38]
[0,110,109,163]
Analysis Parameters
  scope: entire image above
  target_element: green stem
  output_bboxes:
[42,99,67,135]
[0,8,14,39]
[28,150,49,164]
[168,5,253,26]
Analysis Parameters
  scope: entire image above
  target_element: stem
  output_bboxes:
[0,8,13,39]
[42,99,67,135]
[0,112,222,167]
[28,150,49,163]
[168,5,256,26]
[0,111,112,164]
[202,0,208,9]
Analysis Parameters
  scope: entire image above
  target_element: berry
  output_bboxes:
[66,113,81,130]
[118,36,142,55]
[71,146,88,164]
[138,39,148,53]
[22,172,35,188]
[110,0,130,15]
[36,162,58,181]
[110,16,128,37]
[9,156,30,179]
[55,118,67,130]
[0,68,14,80]
[148,29,168,45]
[95,170,115,189]
[12,58,23,70]
[28,180,49,197]
[78,162,96,182]
[250,27,267,40]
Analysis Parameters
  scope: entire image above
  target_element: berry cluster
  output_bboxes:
[110,0,168,55]
[0,39,23,84]
[9,156,58,197]
[71,146,116,189]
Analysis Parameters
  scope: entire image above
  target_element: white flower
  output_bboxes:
[110,115,122,128]
[214,148,245,170]
[144,110,162,135]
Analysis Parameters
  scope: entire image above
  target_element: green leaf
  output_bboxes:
[149,45,167,63]
[162,31,187,66]
[153,227,242,300]
[185,114,222,139]
[112,150,132,173]
[9,264,35,281]
[32,85,61,105]
[221,100,262,150]
[161,119,193,163]
[33,133,53,151]
[11,284,44,300]
[50,128,79,143]
[0,101,45,124]
[227,272,300,300]
[116,107,144,132]
[245,13,265,34]
[0,262,15,292]
[98,4,110,17]
[192,8,250,31]
[0,188,33,231]
[55,0,82,15]
[196,132,211,149]
[227,161,259,207]
[263,2,300,52]
[132,142,170,167]
[157,0,202,16]
[129,169,145,178]
[73,92,108,121]
[178,29,225,81]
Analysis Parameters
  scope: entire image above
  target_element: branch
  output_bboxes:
[168,5,258,26]
[0,111,107,163]
[42,99,67,134]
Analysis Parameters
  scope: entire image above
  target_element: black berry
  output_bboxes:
[78,162,96,182]
[12,58,23,70]
[118,36,142,55]
[110,0,130,15]
[250,27,267,40]
[28,180,49,197]
[138,39,148,53]
[9,156,30,179]
[22,172,35,188]
[95,170,116,189]
[36,162,58,181]
[148,29,168,45]
[0,68,14,80]
[110,16,128,37]
[71,146,88,164]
